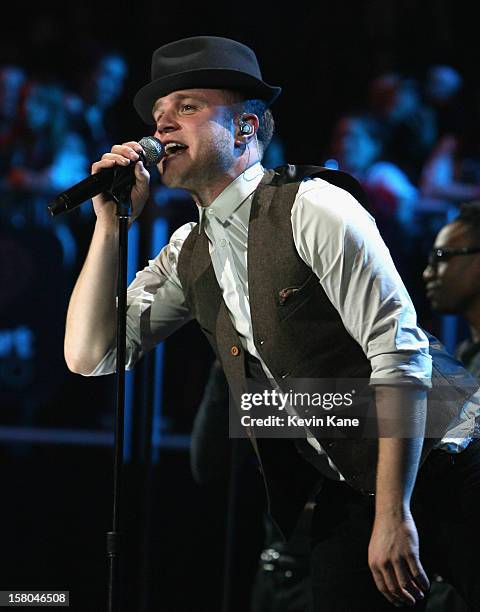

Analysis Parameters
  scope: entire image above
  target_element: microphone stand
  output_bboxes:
[106,167,133,612]
[48,137,163,612]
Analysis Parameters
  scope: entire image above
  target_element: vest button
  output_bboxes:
[230,345,240,356]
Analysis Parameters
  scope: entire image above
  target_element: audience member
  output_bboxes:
[421,201,480,612]
[420,132,480,207]
[3,80,88,267]
[325,113,419,283]
[423,201,480,376]
[367,72,437,182]
[68,49,128,161]
[424,65,466,138]
[0,65,26,148]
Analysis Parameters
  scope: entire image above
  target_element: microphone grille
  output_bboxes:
[138,136,164,166]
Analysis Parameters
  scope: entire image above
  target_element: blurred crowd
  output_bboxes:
[0,51,129,425]
[0,51,129,269]
[319,64,480,329]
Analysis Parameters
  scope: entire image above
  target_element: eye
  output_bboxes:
[181,104,196,113]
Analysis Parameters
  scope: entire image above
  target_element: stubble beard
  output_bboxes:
[161,129,234,194]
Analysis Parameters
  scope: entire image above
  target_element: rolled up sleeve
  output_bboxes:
[87,222,195,376]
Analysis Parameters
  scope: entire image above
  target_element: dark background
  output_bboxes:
[1,2,478,610]
[5,1,480,165]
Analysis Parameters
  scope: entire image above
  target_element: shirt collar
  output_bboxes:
[197,162,264,232]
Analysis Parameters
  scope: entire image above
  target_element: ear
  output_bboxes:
[234,113,260,144]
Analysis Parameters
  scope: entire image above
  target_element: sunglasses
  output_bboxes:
[428,246,480,266]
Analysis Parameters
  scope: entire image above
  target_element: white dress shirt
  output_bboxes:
[89,162,479,459]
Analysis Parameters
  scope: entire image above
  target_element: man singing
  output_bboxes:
[64,36,480,610]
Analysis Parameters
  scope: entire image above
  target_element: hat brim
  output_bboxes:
[133,68,282,124]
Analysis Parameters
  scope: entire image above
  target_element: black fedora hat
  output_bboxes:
[133,36,281,124]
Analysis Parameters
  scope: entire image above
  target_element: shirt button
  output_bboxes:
[230,345,240,356]
[207,209,214,215]
[219,238,227,247]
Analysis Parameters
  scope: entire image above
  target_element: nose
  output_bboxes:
[155,110,180,136]
[422,262,436,282]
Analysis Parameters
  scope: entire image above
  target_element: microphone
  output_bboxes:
[47,136,164,217]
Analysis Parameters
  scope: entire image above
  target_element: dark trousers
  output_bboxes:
[310,439,480,611]
[250,570,313,612]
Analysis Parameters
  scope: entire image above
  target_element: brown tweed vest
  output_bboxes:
[177,165,477,535]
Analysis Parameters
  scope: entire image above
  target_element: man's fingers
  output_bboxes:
[368,514,428,606]
[91,143,145,174]
[134,160,149,181]
[370,565,404,606]
[381,562,417,606]
[114,143,143,160]
[92,154,130,174]
[405,554,430,592]
[393,558,426,603]
[121,140,144,153]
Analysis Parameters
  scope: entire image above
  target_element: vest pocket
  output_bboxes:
[276,273,318,322]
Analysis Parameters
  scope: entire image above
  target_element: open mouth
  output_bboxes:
[164,142,188,159]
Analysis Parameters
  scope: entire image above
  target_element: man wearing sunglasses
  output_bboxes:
[423,202,480,377]
[421,203,480,611]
